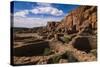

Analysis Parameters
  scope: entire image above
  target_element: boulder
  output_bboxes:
[70,36,97,52]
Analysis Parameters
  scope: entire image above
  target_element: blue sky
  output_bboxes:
[11,1,79,28]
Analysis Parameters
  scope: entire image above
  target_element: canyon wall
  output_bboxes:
[46,6,97,34]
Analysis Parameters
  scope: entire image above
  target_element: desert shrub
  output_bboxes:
[43,48,52,56]
[61,52,69,59]
[61,51,78,62]
[90,49,97,57]
[52,55,62,63]
[63,35,71,43]
[47,55,62,64]
[65,51,78,62]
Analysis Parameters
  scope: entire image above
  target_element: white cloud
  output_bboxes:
[13,3,64,28]
[14,6,64,17]
[30,6,64,16]
[14,10,29,17]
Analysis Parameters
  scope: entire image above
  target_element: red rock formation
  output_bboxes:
[46,6,97,34]
[46,21,60,32]
[60,6,97,34]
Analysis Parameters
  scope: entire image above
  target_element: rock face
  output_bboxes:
[13,41,50,56]
[47,21,60,32]
[69,36,97,52]
[46,6,97,34]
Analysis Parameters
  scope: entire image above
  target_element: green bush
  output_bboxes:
[52,55,62,63]
[63,35,71,43]
[66,51,78,62]
[62,51,78,62]
[47,55,61,64]
[43,48,52,56]
[90,49,97,57]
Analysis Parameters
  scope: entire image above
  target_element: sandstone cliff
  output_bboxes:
[46,6,97,34]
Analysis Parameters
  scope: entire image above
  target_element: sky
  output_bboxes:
[11,1,79,28]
